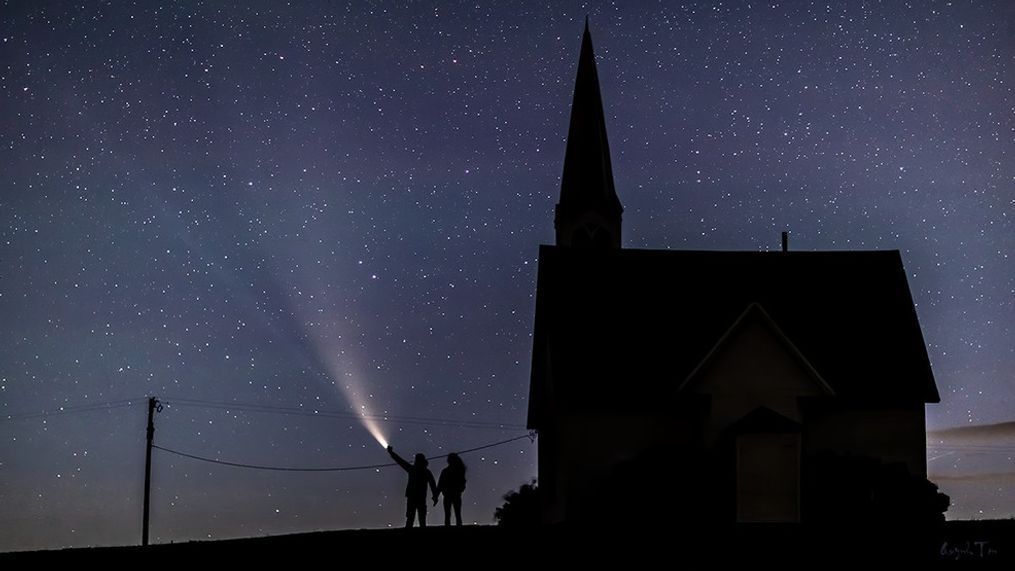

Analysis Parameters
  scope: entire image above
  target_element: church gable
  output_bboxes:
[678,303,833,427]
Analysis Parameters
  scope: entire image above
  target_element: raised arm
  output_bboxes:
[387,446,411,472]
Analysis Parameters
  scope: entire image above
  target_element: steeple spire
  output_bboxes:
[555,18,623,249]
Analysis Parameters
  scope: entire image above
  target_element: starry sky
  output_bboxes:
[1,0,1012,552]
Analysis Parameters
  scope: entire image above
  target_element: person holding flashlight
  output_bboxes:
[387,445,438,528]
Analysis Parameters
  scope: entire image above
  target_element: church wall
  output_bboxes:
[553,411,684,520]
[805,406,927,477]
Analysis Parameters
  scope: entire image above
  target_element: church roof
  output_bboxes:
[527,246,939,429]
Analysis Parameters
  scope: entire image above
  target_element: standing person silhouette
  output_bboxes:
[387,446,437,528]
[434,453,467,526]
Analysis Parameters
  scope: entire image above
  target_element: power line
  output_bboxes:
[929,446,1015,456]
[152,445,394,472]
[1,397,146,422]
[161,397,527,431]
[152,432,536,472]
[164,396,526,427]
[434,432,537,457]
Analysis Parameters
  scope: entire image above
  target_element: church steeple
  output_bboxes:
[555,18,623,249]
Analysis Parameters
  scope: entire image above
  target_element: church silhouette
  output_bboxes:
[527,20,947,528]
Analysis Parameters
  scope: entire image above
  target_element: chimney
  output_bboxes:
[781,231,789,252]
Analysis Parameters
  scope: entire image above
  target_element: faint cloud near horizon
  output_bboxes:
[927,420,1015,519]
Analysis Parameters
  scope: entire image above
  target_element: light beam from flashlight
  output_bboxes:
[316,343,389,449]
[298,316,390,449]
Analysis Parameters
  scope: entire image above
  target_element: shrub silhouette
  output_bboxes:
[806,452,950,524]
[494,480,540,528]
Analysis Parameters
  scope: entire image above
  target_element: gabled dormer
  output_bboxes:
[678,303,834,442]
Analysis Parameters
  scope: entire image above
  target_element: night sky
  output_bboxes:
[2,1,1012,552]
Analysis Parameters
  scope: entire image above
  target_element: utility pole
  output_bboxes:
[142,396,160,546]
